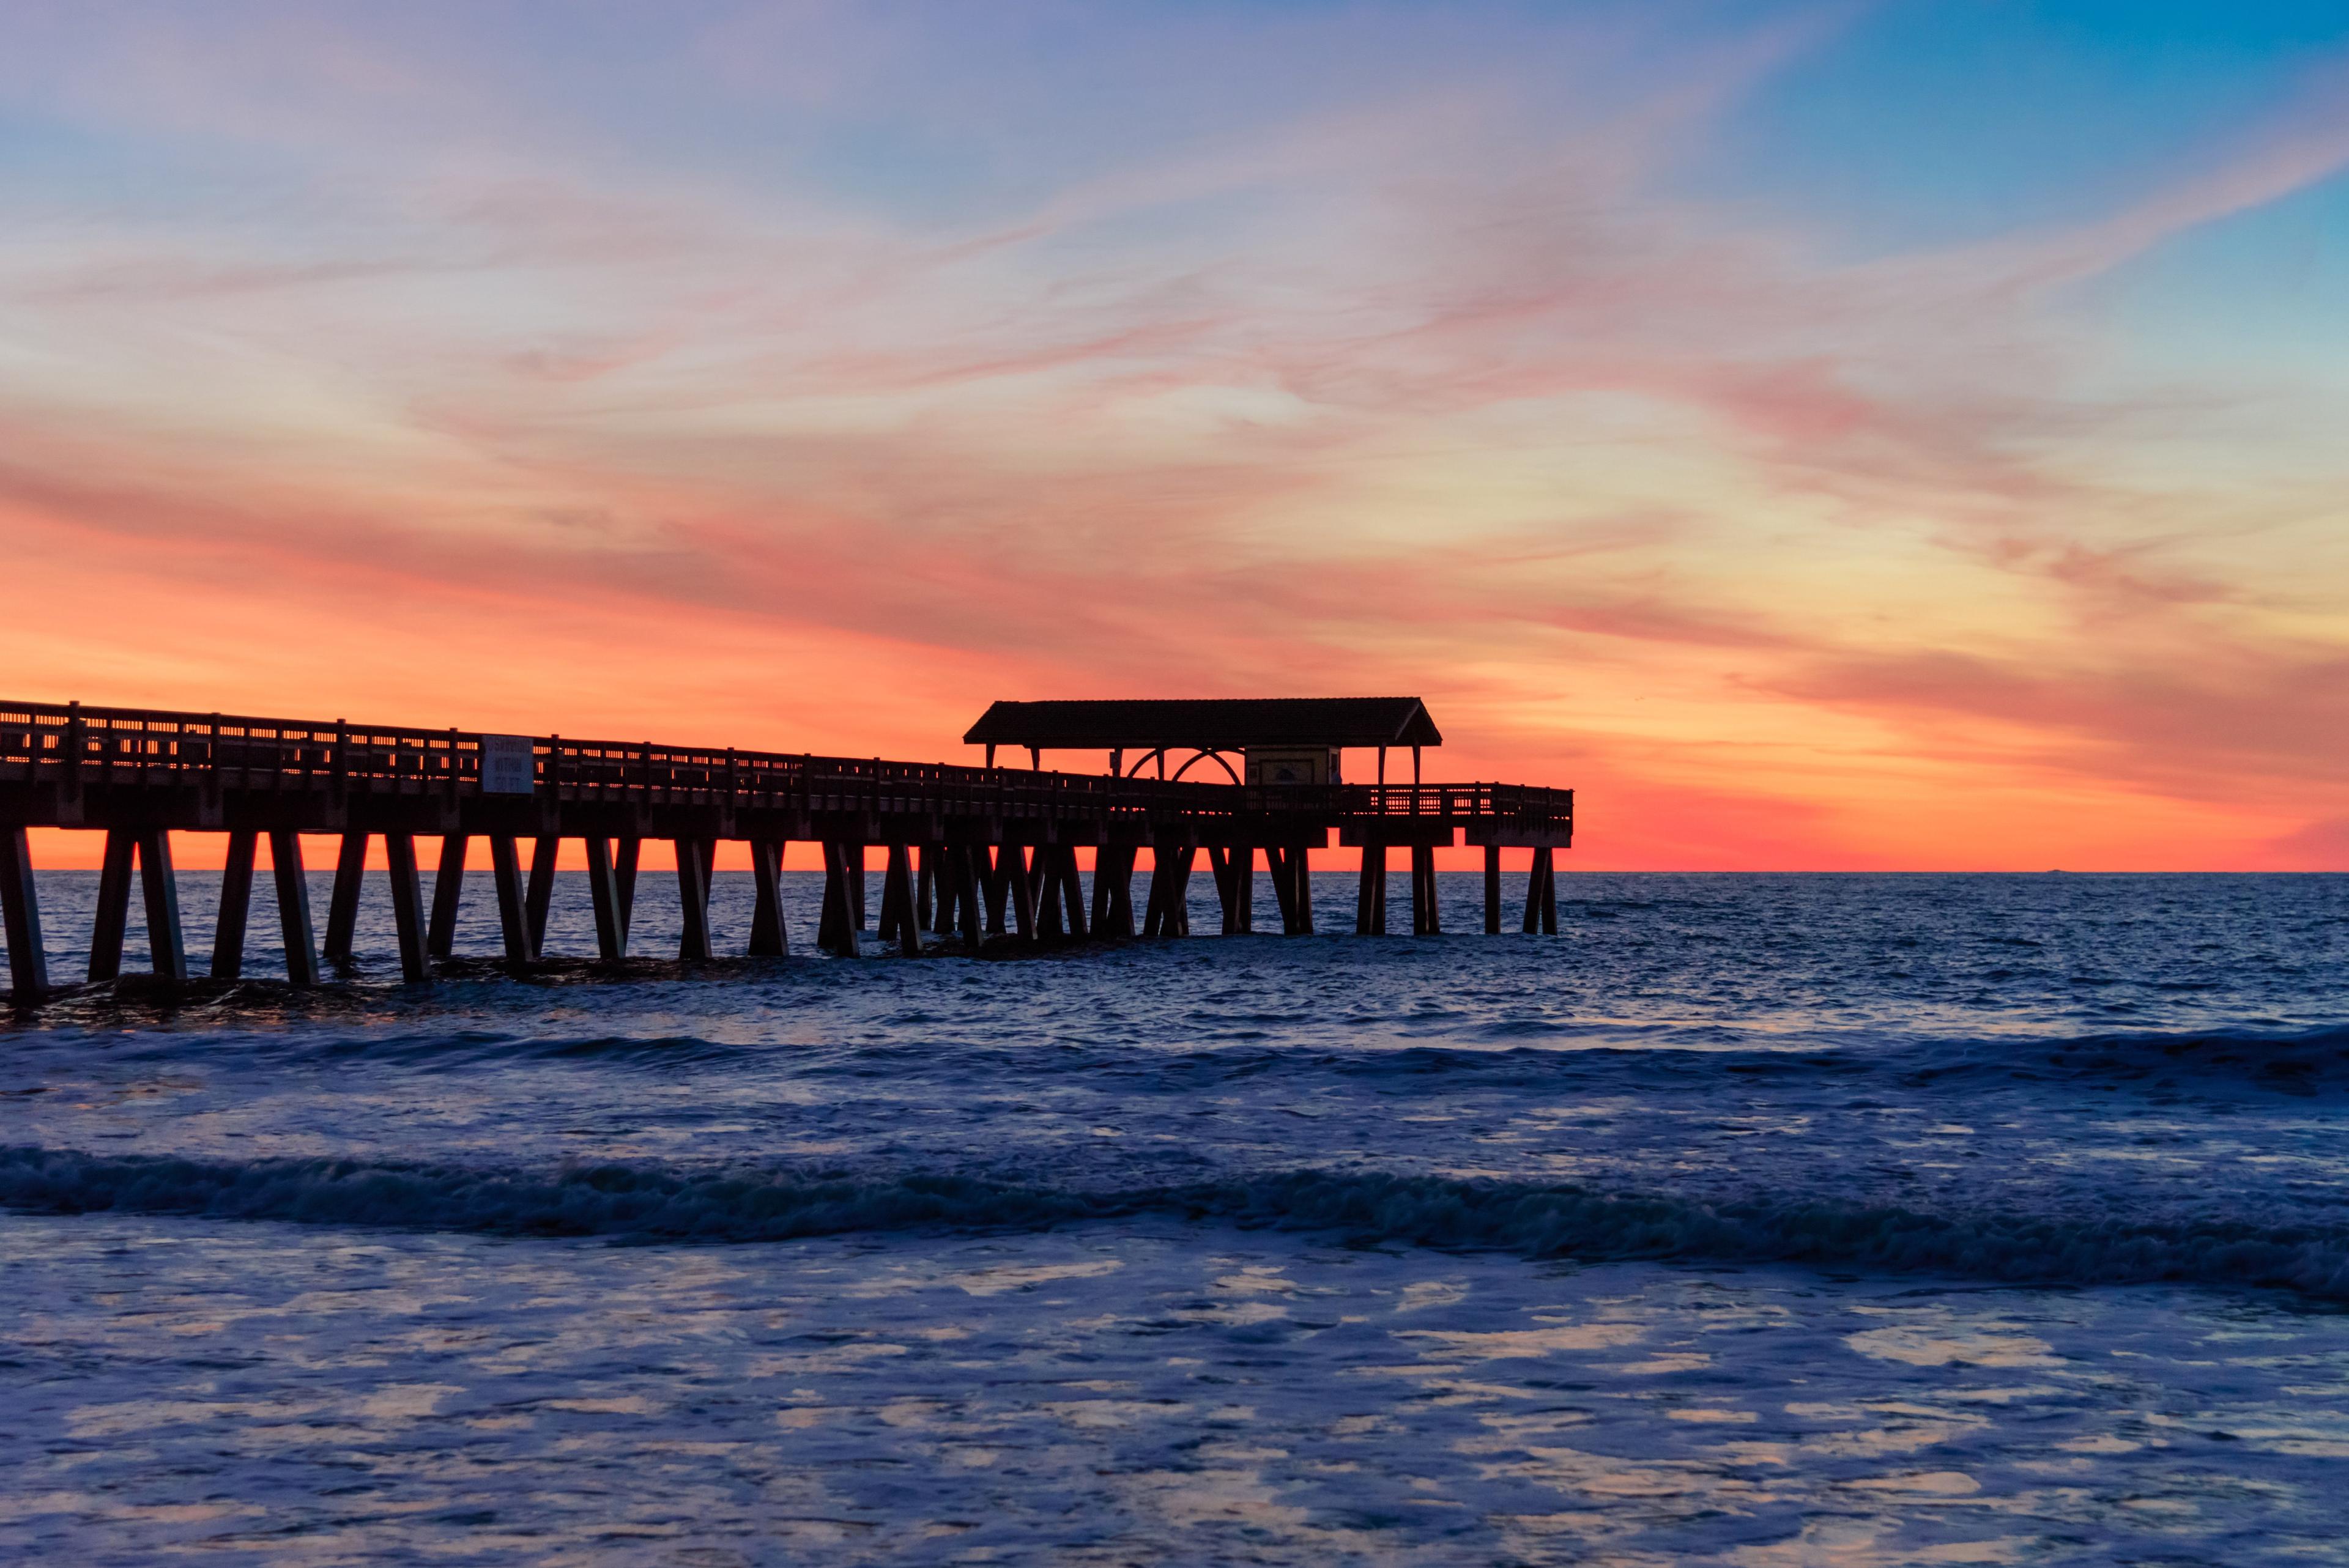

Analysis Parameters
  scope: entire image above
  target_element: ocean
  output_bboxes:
[3,870,2345,1564]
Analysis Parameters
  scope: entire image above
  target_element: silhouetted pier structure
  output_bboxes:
[0,698,1571,1000]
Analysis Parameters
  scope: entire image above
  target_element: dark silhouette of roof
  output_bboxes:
[964,698,1442,751]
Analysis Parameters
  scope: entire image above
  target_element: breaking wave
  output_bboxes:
[6,1144,2346,1300]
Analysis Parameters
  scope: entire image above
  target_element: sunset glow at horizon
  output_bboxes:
[6,2,2347,870]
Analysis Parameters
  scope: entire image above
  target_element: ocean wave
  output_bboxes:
[34,1016,2347,1086]
[5,1145,2346,1300]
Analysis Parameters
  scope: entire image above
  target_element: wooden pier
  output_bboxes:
[0,700,1572,1000]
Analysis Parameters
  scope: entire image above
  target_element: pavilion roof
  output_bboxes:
[963,697,1442,751]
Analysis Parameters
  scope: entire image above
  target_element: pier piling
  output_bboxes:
[1,824,50,1000]
[213,829,257,980]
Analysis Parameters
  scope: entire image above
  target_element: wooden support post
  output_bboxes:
[926,846,955,937]
[675,836,713,961]
[960,845,987,953]
[384,832,428,982]
[428,834,469,959]
[212,830,257,980]
[614,837,640,943]
[916,848,935,931]
[1140,851,1169,938]
[1485,845,1502,935]
[1033,840,1061,925]
[939,848,971,937]
[269,831,319,986]
[1006,846,1037,941]
[89,827,135,982]
[1540,846,1559,934]
[818,843,856,956]
[489,835,532,965]
[137,829,188,983]
[1236,846,1255,933]
[1033,846,1063,941]
[1100,846,1135,939]
[1293,846,1313,935]
[883,845,921,956]
[877,844,904,943]
[1170,846,1195,936]
[746,840,787,956]
[849,843,867,931]
[1412,844,1441,936]
[1,825,51,1001]
[585,837,628,961]
[525,835,558,958]
[1264,846,1295,934]
[983,846,1011,935]
[1356,844,1387,936]
[1058,846,1086,941]
[324,830,367,964]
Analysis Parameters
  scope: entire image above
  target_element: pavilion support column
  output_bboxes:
[1484,845,1502,935]
[675,836,714,962]
[212,829,257,981]
[525,835,559,958]
[614,837,640,944]
[489,835,532,966]
[747,840,787,957]
[1540,847,1559,934]
[428,834,469,960]
[585,838,628,961]
[137,829,188,983]
[384,833,429,982]
[1,825,52,1001]
[1356,844,1388,936]
[269,832,319,987]
[323,831,368,966]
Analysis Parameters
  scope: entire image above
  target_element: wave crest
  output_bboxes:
[5,1145,2345,1300]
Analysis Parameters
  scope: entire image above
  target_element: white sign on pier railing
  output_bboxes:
[480,734,537,795]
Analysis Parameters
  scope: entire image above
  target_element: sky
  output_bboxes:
[2,0,2345,870]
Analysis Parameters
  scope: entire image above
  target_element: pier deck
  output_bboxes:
[0,700,1571,998]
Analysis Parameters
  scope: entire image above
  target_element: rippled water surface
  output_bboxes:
[4,870,2346,1563]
